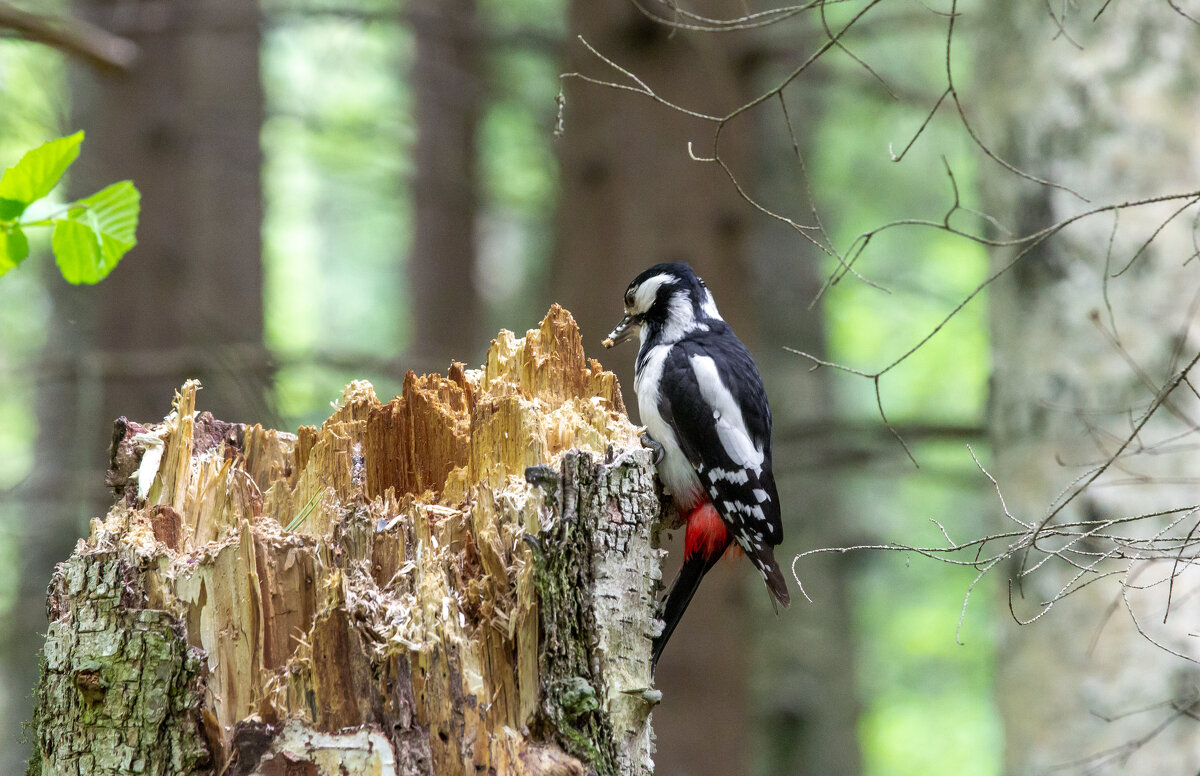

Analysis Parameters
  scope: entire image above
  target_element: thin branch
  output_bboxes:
[624,0,831,33]
[0,2,137,71]
[889,87,950,162]
[944,0,1088,201]
[1110,194,1200,277]
[1025,350,1200,572]
[562,35,723,122]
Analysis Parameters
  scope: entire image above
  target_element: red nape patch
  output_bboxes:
[684,502,730,560]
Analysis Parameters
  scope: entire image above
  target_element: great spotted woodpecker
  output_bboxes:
[603,262,789,666]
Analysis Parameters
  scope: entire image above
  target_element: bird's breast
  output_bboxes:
[635,343,704,509]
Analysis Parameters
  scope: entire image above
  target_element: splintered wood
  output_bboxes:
[32,305,662,776]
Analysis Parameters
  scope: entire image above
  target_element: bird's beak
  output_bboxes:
[602,314,639,349]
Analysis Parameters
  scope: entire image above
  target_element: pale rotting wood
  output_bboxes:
[31,305,661,776]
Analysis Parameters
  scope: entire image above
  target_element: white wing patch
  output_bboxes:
[708,467,750,485]
[636,344,704,509]
[689,354,764,475]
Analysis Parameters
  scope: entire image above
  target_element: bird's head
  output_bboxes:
[603,262,723,349]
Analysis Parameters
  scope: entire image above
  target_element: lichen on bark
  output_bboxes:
[33,551,212,776]
[529,450,660,774]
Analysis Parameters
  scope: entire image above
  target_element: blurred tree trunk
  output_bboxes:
[6,1,264,768]
[28,308,658,776]
[409,0,484,370]
[553,3,757,367]
[79,0,266,425]
[748,84,863,775]
[982,6,1200,772]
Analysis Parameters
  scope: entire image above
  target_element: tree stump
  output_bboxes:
[28,305,663,776]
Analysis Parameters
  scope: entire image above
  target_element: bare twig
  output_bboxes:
[0,2,137,71]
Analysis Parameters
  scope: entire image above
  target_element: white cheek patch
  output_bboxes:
[632,273,674,314]
[660,291,696,343]
[689,354,764,474]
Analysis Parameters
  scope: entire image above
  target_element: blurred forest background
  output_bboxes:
[2,1,1200,774]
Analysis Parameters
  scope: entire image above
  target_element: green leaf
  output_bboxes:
[0,132,84,218]
[0,198,25,221]
[77,180,140,245]
[0,227,30,276]
[52,220,102,284]
[52,180,140,284]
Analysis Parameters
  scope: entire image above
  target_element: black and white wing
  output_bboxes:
[656,330,789,605]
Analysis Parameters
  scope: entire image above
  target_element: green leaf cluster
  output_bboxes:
[0,132,140,284]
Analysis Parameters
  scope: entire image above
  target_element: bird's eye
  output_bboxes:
[625,289,634,307]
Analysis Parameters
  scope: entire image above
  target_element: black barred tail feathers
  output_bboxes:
[753,545,790,611]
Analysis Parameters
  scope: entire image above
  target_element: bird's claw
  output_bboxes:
[639,430,665,465]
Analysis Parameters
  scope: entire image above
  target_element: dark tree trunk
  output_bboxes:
[409,0,484,370]
[5,1,264,768]
[747,83,863,775]
[80,0,266,425]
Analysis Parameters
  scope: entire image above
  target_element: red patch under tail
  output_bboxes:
[684,501,730,561]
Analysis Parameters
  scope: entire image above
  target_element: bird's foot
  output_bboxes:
[639,429,665,465]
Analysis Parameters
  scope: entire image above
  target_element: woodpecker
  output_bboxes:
[603,262,789,667]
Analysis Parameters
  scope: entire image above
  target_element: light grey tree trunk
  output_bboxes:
[982,6,1200,772]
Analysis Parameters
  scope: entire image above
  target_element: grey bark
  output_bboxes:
[530,450,661,775]
[31,552,212,775]
[982,6,1200,773]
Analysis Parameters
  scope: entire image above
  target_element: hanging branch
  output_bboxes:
[0,2,137,71]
